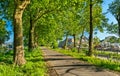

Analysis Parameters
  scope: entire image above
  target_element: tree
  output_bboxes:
[88,0,93,56]
[108,0,120,37]
[23,0,69,51]
[13,0,30,65]
[60,1,86,49]
[78,26,86,53]
[106,22,118,35]
[0,1,9,45]
[93,36,100,49]
[0,20,9,45]
[87,0,103,56]
[35,13,64,47]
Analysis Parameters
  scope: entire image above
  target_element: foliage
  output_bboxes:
[108,0,120,36]
[0,0,9,16]
[93,36,100,47]
[0,20,9,45]
[106,22,118,35]
[51,42,58,49]
[104,36,120,43]
[0,48,47,76]
[0,1,10,45]
[108,0,120,20]
[35,13,64,46]
[2,0,116,68]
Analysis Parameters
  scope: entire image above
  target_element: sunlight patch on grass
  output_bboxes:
[0,47,48,76]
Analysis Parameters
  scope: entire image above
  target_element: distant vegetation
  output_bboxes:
[102,36,120,43]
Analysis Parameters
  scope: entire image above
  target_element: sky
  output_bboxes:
[102,0,117,24]
[94,0,118,40]
[6,0,118,42]
[6,20,13,43]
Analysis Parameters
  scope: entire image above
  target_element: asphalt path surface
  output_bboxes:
[41,47,120,76]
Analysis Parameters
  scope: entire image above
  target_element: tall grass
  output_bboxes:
[0,47,48,76]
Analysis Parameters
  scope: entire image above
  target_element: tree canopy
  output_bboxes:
[1,0,119,66]
[0,20,9,45]
[108,0,120,36]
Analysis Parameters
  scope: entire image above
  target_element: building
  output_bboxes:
[58,36,88,48]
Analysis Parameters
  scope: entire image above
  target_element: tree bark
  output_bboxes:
[63,35,68,49]
[115,11,120,37]
[118,19,120,37]
[28,16,35,51]
[13,0,30,65]
[88,0,93,56]
[73,34,76,48]
[34,31,38,48]
[78,30,84,53]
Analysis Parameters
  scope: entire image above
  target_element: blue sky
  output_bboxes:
[6,0,118,42]
[94,0,118,40]
[6,20,13,43]
[102,0,117,24]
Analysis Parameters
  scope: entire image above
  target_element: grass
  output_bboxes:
[0,47,47,76]
[94,50,120,59]
[52,48,120,72]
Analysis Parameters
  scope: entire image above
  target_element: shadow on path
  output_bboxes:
[41,47,120,76]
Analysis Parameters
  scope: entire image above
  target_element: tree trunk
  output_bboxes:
[28,17,35,51]
[78,30,84,53]
[73,34,76,48]
[63,35,68,49]
[116,12,120,37]
[88,0,93,56]
[13,0,30,65]
[118,20,120,37]
[34,34,38,48]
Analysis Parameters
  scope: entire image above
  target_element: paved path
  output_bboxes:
[41,47,120,76]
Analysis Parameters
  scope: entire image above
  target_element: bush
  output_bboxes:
[71,48,77,52]
[52,42,58,49]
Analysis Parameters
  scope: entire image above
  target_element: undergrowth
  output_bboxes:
[0,47,47,76]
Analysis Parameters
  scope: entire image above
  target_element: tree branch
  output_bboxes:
[34,9,59,23]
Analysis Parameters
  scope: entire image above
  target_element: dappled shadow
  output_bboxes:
[25,54,43,58]
[60,67,104,76]
[0,59,12,64]
[0,56,13,64]
[64,65,104,72]
[27,58,44,62]
[44,57,105,72]
[41,47,48,51]
[42,47,120,76]
[53,64,95,67]
[45,54,66,57]
[52,64,104,76]
[0,52,13,64]
[44,57,78,61]
[55,64,104,76]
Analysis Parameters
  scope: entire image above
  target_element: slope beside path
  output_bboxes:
[41,47,120,76]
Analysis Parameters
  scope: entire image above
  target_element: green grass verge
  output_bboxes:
[0,47,47,76]
[94,50,120,59]
[53,48,120,72]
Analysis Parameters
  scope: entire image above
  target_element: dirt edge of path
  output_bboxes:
[46,62,59,76]
[42,52,59,76]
